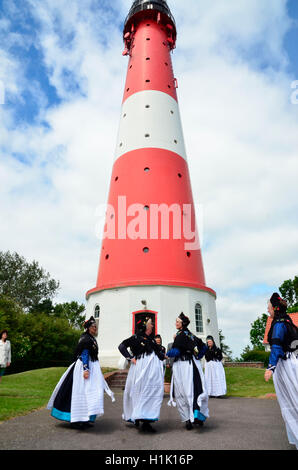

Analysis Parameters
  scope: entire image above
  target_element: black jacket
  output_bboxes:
[118,333,165,361]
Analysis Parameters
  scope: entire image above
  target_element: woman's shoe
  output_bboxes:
[70,422,85,430]
[141,421,157,433]
[185,420,193,430]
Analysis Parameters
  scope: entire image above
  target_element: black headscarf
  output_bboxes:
[178,312,190,329]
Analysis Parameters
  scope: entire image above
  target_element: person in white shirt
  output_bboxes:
[0,330,11,382]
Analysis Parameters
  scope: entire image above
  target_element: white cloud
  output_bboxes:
[0,0,298,357]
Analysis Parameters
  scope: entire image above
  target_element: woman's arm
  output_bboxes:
[81,349,90,379]
[7,341,11,365]
[118,337,134,361]
[265,323,287,381]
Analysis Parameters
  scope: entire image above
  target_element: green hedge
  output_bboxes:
[241,349,270,368]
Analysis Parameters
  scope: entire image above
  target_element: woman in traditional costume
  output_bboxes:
[265,293,298,449]
[167,313,209,430]
[204,335,227,397]
[118,317,165,433]
[47,316,115,429]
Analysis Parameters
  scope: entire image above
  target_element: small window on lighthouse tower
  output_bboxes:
[195,303,203,333]
[94,305,100,319]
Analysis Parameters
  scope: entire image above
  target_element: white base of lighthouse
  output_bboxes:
[86,286,219,369]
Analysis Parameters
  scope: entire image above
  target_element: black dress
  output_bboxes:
[167,329,209,424]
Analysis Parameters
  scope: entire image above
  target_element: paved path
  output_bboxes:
[0,392,295,451]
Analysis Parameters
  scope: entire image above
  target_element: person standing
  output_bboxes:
[0,330,11,382]
[154,335,166,355]
[167,313,209,430]
[264,293,298,449]
[204,335,227,397]
[47,316,115,429]
[118,317,165,433]
[155,334,166,372]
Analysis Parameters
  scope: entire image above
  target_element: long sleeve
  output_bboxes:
[215,347,223,361]
[268,323,287,371]
[196,343,208,360]
[167,347,181,358]
[7,341,11,363]
[118,337,134,360]
[81,349,89,371]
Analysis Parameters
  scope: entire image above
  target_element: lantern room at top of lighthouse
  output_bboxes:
[123,0,177,56]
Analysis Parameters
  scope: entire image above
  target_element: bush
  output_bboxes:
[0,295,82,367]
[241,349,270,368]
[164,366,172,383]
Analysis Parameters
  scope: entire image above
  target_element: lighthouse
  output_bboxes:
[85,0,219,368]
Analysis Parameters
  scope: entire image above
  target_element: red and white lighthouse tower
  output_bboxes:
[86,0,219,367]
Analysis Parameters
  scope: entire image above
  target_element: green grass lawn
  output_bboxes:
[224,367,275,397]
[0,367,115,422]
[0,366,276,422]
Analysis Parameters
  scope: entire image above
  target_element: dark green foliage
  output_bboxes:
[164,366,172,383]
[249,313,268,350]
[218,329,233,360]
[240,348,270,367]
[279,276,298,311]
[0,251,60,310]
[0,295,81,370]
[0,251,84,373]
[30,299,86,329]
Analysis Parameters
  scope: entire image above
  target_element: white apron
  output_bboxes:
[168,357,209,423]
[273,352,298,449]
[204,360,227,397]
[47,359,115,423]
[123,352,164,423]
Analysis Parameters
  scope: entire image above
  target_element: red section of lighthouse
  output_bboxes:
[87,0,215,298]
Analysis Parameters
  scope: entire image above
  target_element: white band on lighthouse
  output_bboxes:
[115,90,187,162]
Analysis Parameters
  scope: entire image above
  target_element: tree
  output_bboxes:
[0,251,60,310]
[279,279,296,307]
[0,295,32,360]
[0,294,82,364]
[249,313,268,350]
[218,329,233,360]
[53,301,86,329]
[30,300,86,329]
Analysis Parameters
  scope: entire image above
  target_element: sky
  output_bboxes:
[0,0,298,358]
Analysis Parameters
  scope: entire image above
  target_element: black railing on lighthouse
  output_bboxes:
[124,0,177,45]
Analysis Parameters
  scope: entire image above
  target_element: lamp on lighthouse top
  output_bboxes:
[123,0,177,55]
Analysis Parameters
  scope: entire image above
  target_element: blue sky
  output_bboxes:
[285,0,298,76]
[1,0,298,358]
[2,0,297,123]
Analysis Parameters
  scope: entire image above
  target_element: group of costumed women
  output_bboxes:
[47,313,225,432]
[47,296,297,447]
